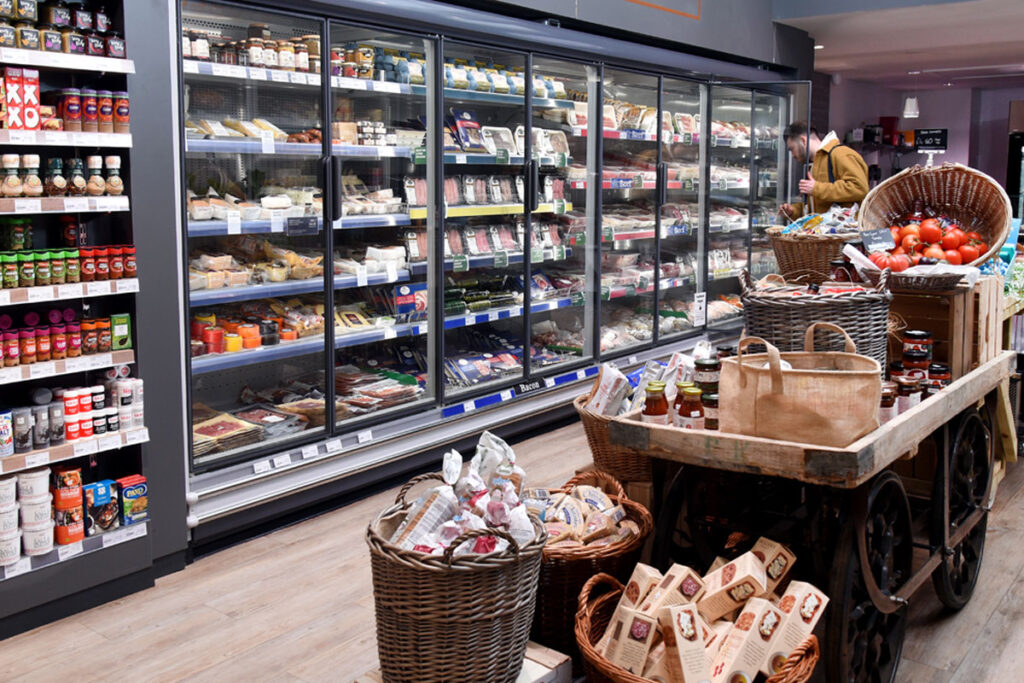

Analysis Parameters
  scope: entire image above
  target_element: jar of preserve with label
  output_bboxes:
[122,245,136,277]
[93,246,108,280]
[902,349,929,381]
[895,377,922,414]
[673,387,704,430]
[671,381,694,422]
[641,380,668,425]
[879,384,897,424]
[927,363,951,396]
[694,357,720,394]
[702,393,719,430]
[888,360,904,381]
[79,247,95,281]
[902,329,933,360]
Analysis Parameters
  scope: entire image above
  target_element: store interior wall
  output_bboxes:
[897,87,973,165]
[971,87,1024,185]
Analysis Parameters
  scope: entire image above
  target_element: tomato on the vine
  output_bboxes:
[944,249,963,265]
[923,244,946,260]
[898,224,921,242]
[940,232,960,250]
[958,244,980,263]
[948,228,967,247]
[901,235,922,253]
[919,219,942,243]
[966,231,983,243]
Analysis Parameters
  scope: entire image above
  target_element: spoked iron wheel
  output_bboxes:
[826,471,913,683]
[930,408,991,610]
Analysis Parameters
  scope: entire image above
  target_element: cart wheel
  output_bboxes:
[826,471,913,683]
[930,408,991,610]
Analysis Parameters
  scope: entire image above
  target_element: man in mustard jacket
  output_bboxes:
[780,122,869,219]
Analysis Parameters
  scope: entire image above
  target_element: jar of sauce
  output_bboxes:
[181,28,191,59]
[39,22,61,51]
[60,25,84,53]
[927,362,951,396]
[902,329,933,361]
[19,328,35,364]
[896,377,922,414]
[93,246,108,279]
[245,37,263,67]
[694,357,720,395]
[41,1,70,27]
[294,40,309,72]
[671,381,694,422]
[79,247,94,280]
[13,20,37,50]
[68,0,90,30]
[0,1,9,18]
[84,29,104,56]
[640,380,669,425]
[0,16,14,48]
[93,3,110,33]
[3,330,18,366]
[902,349,929,381]
[673,386,704,429]
[96,318,110,352]
[122,245,135,277]
[701,393,719,430]
[888,360,904,381]
[64,248,79,282]
[190,30,209,61]
[262,40,278,69]
[829,258,852,282]
[65,321,80,356]
[15,0,36,21]
[80,319,97,354]
[247,23,270,40]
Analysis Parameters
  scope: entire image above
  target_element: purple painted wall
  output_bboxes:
[898,87,973,166]
[971,87,1024,186]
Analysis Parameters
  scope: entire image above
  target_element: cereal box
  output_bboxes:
[750,537,796,596]
[21,68,39,130]
[698,552,767,622]
[761,581,829,676]
[710,598,784,683]
[658,604,712,683]
[83,479,120,536]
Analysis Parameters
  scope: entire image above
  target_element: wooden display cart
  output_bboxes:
[606,350,1015,683]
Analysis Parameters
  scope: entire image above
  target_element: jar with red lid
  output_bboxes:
[93,247,109,280]
[108,246,123,279]
[66,321,81,357]
[902,330,933,361]
[35,326,50,361]
[79,247,95,281]
[896,377,922,414]
[829,258,853,282]
[123,245,136,278]
[902,349,929,381]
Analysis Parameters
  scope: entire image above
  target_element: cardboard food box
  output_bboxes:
[711,598,784,683]
[761,581,829,676]
[659,604,712,683]
[640,564,706,615]
[698,553,767,622]
[705,619,733,669]
[642,641,671,682]
[603,607,659,675]
[111,313,133,350]
[750,537,796,596]
[598,563,662,652]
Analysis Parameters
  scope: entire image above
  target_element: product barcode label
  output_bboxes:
[383,327,397,340]
[210,63,231,77]
[116,279,139,293]
[124,428,149,445]
[13,199,40,214]
[73,440,99,457]
[64,357,88,373]
[500,390,513,402]
[90,352,113,368]
[271,70,289,83]
[270,210,284,232]
[182,60,199,74]
[252,460,272,474]
[248,68,267,81]
[28,362,55,379]
[289,71,306,85]
[325,439,343,453]
[97,434,121,451]
[375,81,401,94]
[64,197,89,212]
[260,132,275,154]
[0,367,19,383]
[357,430,373,444]
[228,65,247,79]
[8,130,33,144]
[385,261,398,282]
[123,523,147,541]
[455,154,467,165]
[355,265,368,287]
[57,284,82,299]
[3,556,31,578]
[226,212,241,235]
[26,287,52,303]
[307,74,321,87]
[628,355,639,365]
[86,281,108,296]
[0,290,8,305]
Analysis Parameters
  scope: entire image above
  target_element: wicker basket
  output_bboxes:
[859,163,1012,266]
[574,394,652,482]
[575,573,820,683]
[741,268,893,369]
[531,471,654,667]
[861,267,965,292]
[367,472,547,683]
[765,226,856,284]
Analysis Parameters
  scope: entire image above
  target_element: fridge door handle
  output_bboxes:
[529,159,540,212]
[658,162,667,206]
[330,155,342,223]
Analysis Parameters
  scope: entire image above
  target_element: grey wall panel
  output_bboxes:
[125,0,190,564]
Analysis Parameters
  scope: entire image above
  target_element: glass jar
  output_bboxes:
[84,28,104,56]
[80,89,98,132]
[895,377,922,414]
[41,0,70,27]
[14,21,38,50]
[93,246,108,279]
[0,0,11,18]
[65,321,80,356]
[122,245,135,278]
[103,30,123,58]
[49,250,64,283]
[45,158,66,196]
[64,248,79,282]
[33,250,49,284]
[60,24,84,53]
[927,362,951,396]
[277,39,295,70]
[1,254,16,288]
[96,318,110,352]
[309,55,321,75]
[888,360,904,381]
[190,29,209,61]
[79,247,94,280]
[112,91,129,133]
[0,16,14,47]
[641,380,669,425]
[20,154,42,197]
[3,154,24,196]
[294,40,309,72]
[59,88,81,130]
[245,37,263,67]
[673,386,704,430]
[3,331,18,366]
[247,23,269,40]
[671,381,694,421]
[14,0,36,21]
[95,89,112,133]
[702,393,719,430]
[85,155,105,196]
[104,155,122,195]
[902,349,929,381]
[50,323,65,359]
[262,40,278,69]
[902,329,933,361]
[694,357,720,394]
[68,0,90,30]
[16,252,33,286]
[80,319,97,354]
[107,245,122,278]
[716,345,736,359]
[35,325,50,361]
[181,28,190,58]
[19,328,35,364]
[39,22,61,51]
[92,3,110,33]
[829,258,852,282]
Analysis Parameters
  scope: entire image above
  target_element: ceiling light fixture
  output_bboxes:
[902,96,920,119]
[907,70,921,75]
[814,44,824,50]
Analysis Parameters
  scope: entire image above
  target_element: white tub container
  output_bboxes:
[0,502,19,534]
[16,467,51,501]
[0,474,16,506]
[19,494,52,528]
[22,521,54,556]
[0,529,21,566]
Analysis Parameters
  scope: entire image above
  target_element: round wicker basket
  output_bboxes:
[765,226,855,284]
[859,163,1012,266]
[574,394,652,482]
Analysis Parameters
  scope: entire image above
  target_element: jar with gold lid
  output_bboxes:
[262,39,277,69]
[276,39,295,70]
[294,39,309,72]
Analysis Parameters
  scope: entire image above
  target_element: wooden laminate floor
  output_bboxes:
[2,420,1022,681]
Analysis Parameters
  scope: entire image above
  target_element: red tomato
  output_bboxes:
[958,244,980,263]
[940,231,960,250]
[948,228,967,247]
[868,252,889,269]
[919,219,942,243]
[910,253,923,266]
[901,235,922,253]
[892,246,907,256]
[944,249,963,265]
[898,224,921,242]
[889,254,911,272]
[890,227,901,243]
[966,231,983,243]
[923,244,946,260]
[977,241,989,255]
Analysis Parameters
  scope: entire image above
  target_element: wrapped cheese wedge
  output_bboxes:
[252,118,288,140]
[193,119,241,137]
[260,194,292,210]
[223,118,265,138]
[225,194,261,221]
[188,197,213,221]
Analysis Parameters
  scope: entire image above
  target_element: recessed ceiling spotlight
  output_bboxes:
[908,70,922,75]
[814,44,824,50]
[945,82,953,86]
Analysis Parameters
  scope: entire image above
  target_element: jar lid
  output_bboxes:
[23,311,39,327]
[828,259,847,267]
[889,360,904,370]
[644,381,666,392]
[702,393,719,402]
[895,376,921,388]
[682,386,703,397]
[928,362,950,372]
[695,358,720,368]
[60,88,81,94]
[904,329,932,340]
[903,349,929,361]
[675,381,694,390]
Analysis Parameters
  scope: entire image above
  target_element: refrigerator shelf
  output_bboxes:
[334,214,413,230]
[188,217,323,237]
[570,178,699,191]
[408,201,572,220]
[183,59,322,86]
[570,127,699,145]
[602,276,693,299]
[185,137,321,155]
[407,246,572,274]
[330,75,576,109]
[190,269,411,306]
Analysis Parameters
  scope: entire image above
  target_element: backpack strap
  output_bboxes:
[826,143,847,183]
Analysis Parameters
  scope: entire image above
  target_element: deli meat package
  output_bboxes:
[386,431,537,555]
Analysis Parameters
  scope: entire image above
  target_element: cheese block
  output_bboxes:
[581,511,616,543]
[549,494,586,537]
[194,119,241,137]
[571,485,613,513]
[260,194,292,210]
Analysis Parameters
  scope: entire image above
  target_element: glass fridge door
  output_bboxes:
[751,91,788,278]
[328,25,436,429]
[528,56,596,375]
[705,86,751,328]
[181,2,328,471]
[659,78,705,340]
[599,68,661,356]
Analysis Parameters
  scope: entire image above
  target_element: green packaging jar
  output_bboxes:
[50,250,65,283]
[34,250,50,285]
[64,248,79,282]
[17,251,34,287]
[1,253,17,288]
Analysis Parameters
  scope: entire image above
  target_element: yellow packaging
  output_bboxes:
[698,552,767,622]
[750,537,797,596]
[658,604,712,683]
[710,597,784,683]
[761,581,829,676]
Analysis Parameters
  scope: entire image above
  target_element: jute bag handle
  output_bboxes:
[736,336,784,394]
[802,322,857,353]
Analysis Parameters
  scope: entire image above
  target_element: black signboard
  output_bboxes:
[286,216,320,235]
[861,227,896,253]
[914,129,947,152]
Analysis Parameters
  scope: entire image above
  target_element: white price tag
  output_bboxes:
[0,290,8,305]
[122,523,147,541]
[4,556,31,578]
[270,210,284,232]
[25,451,49,467]
[26,287,52,303]
[124,427,149,445]
[500,389,513,402]
[455,154,467,165]
[248,68,267,81]
[357,430,373,444]
[253,460,272,474]
[0,367,20,384]
[462,401,476,414]
[300,445,318,460]
[325,438,342,453]
[576,369,589,381]
[488,311,501,322]
[228,65,247,79]
[628,355,639,365]
[182,59,199,74]
[44,131,69,145]
[375,81,401,94]
[289,71,306,84]
[273,454,292,468]
[116,279,139,293]
[73,439,99,457]
[307,73,321,87]
[64,197,89,212]
[355,265,368,288]
[90,352,113,368]
[385,261,398,282]
[97,434,121,451]
[271,70,289,83]
[544,377,556,388]
[226,211,241,235]
[86,281,108,296]
[57,283,82,299]
[210,63,231,78]
[693,291,707,327]
[102,528,128,547]
[260,132,275,154]
[64,357,88,373]
[383,327,397,340]
[8,130,34,144]
[57,541,84,561]
[335,76,365,90]
[28,362,55,379]
[14,199,41,214]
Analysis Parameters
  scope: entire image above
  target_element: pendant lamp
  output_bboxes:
[902,96,920,119]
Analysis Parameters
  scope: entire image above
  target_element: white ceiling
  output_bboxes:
[779,0,1024,89]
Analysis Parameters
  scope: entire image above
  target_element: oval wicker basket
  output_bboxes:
[859,163,1012,266]
[367,472,547,683]
[531,471,654,668]
[765,226,857,285]
[575,573,820,683]
[574,394,652,482]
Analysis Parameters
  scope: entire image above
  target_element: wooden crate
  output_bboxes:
[890,285,974,379]
[354,642,572,683]
[971,275,1004,369]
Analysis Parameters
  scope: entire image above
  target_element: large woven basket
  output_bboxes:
[367,472,547,683]
[765,225,855,284]
[859,163,1012,266]
[741,268,893,369]
[531,470,653,668]
[574,394,652,482]
[575,573,820,683]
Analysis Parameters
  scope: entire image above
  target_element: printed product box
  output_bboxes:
[761,581,829,676]
[602,607,659,675]
[639,563,706,615]
[750,536,796,596]
[598,563,662,652]
[698,552,767,622]
[710,597,784,683]
[659,604,712,683]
